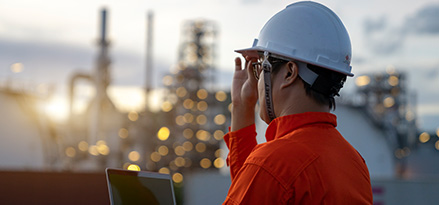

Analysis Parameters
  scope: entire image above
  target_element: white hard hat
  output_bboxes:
[236,1,353,77]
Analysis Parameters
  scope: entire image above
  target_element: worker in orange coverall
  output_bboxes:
[223,1,373,204]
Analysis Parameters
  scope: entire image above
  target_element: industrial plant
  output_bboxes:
[0,7,438,205]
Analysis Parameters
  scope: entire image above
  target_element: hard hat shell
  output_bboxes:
[236,1,353,76]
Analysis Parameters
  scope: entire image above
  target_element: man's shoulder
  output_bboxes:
[249,138,318,163]
[245,139,319,184]
[256,137,315,155]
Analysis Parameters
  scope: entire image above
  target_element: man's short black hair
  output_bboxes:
[300,64,346,110]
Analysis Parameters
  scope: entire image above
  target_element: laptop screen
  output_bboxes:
[106,168,176,205]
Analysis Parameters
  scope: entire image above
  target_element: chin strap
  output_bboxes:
[262,51,276,122]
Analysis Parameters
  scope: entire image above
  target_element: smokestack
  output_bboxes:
[100,8,107,45]
[145,11,154,111]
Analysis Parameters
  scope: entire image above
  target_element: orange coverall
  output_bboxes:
[223,112,373,204]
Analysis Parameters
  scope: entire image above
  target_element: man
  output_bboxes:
[223,1,373,204]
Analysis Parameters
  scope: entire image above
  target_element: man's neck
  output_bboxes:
[278,99,330,117]
[275,83,330,117]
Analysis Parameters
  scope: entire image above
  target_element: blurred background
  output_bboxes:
[0,0,438,204]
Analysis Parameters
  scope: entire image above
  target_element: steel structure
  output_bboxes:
[66,8,121,170]
[146,20,231,179]
[353,70,417,176]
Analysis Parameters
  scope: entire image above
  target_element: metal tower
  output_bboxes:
[147,20,231,182]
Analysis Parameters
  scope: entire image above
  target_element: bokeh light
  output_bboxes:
[195,143,206,153]
[128,111,139,121]
[118,128,129,139]
[172,173,183,183]
[419,132,430,143]
[157,127,170,141]
[158,145,169,156]
[197,89,208,100]
[355,75,370,87]
[128,151,141,162]
[214,158,224,168]
[78,141,89,152]
[127,164,141,171]
[183,128,194,139]
[158,167,170,174]
[214,130,224,140]
[214,114,226,125]
[200,158,212,169]
[161,101,173,112]
[215,91,227,102]
[150,152,161,162]
[197,101,208,111]
[65,147,76,158]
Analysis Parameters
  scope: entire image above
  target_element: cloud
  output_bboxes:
[0,38,231,92]
[403,3,439,35]
[0,39,93,67]
[363,15,387,34]
[240,0,263,4]
[0,38,149,87]
[0,39,93,86]
[362,16,404,54]
[362,3,439,55]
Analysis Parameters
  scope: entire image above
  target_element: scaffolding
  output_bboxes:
[146,20,230,177]
[353,69,417,176]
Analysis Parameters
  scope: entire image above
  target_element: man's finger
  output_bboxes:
[245,57,258,83]
[235,57,242,71]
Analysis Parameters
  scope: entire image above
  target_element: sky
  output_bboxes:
[0,0,438,130]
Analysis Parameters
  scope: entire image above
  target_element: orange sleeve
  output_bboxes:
[223,124,257,180]
[223,164,288,205]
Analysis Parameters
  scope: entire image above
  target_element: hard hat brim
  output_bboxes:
[234,48,261,59]
[235,47,354,77]
[235,47,292,62]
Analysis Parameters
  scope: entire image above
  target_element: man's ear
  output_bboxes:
[281,61,299,88]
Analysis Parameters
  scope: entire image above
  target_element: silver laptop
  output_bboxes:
[106,168,176,205]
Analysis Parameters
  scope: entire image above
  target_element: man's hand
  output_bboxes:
[231,57,258,131]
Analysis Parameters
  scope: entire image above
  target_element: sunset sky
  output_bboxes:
[0,0,438,130]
